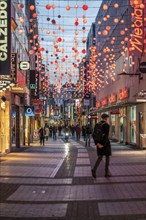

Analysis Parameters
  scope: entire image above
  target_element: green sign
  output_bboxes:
[30,84,36,89]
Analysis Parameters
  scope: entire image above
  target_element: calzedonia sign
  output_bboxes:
[0,0,11,75]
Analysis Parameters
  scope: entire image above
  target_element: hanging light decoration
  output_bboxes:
[82,5,88,11]
[82,49,86,54]
[46,4,51,10]
[18,4,24,9]
[30,5,35,11]
[74,21,79,26]
[103,4,108,10]
[114,3,119,8]
[74,4,79,8]
[32,13,37,18]
[52,4,56,9]
[66,5,71,10]
[52,19,56,25]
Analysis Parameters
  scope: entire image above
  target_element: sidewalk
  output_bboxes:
[0,137,146,220]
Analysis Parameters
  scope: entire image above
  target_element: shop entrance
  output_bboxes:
[119,117,124,143]
[119,117,126,143]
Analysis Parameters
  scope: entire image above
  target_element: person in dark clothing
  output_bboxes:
[49,126,53,137]
[70,125,75,137]
[52,125,57,140]
[39,127,45,145]
[85,123,92,147]
[82,126,86,141]
[75,125,81,141]
[91,114,111,178]
[58,125,62,136]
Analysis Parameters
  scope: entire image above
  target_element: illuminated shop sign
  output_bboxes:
[102,98,108,106]
[24,106,35,117]
[130,0,143,53]
[32,99,43,114]
[118,88,129,100]
[96,101,101,108]
[108,93,117,104]
[0,0,11,75]
[19,61,30,71]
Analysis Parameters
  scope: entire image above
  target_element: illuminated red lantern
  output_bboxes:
[82,5,88,10]
[74,21,79,26]
[66,5,71,10]
[30,5,35,11]
[32,13,37,18]
[52,19,56,25]
[46,4,51,10]
[18,4,24,9]
[82,49,86,54]
[57,37,62,42]
[62,58,65,62]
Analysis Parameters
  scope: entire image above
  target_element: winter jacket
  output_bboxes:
[94,120,111,156]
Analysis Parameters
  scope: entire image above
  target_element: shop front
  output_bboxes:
[0,91,11,154]
[118,107,127,144]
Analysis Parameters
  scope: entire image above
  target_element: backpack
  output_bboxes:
[92,122,104,143]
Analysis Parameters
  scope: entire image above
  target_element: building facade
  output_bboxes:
[93,0,146,148]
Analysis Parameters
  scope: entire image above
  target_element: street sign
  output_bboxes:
[19,61,30,70]
[139,62,146,74]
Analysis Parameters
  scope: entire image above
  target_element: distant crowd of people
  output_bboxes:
[38,123,93,146]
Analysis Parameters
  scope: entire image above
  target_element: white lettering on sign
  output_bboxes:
[0,0,8,61]
[130,1,143,53]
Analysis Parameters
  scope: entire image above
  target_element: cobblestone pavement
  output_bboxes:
[0,137,146,220]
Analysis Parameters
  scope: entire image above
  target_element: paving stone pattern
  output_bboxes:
[0,137,146,220]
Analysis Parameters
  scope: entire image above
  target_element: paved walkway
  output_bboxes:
[0,137,146,220]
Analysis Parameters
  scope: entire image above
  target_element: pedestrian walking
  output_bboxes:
[58,125,62,136]
[71,125,75,137]
[91,114,111,178]
[82,126,86,141]
[85,123,92,147]
[49,126,53,137]
[52,125,57,140]
[45,126,49,141]
[75,124,81,141]
[39,126,45,145]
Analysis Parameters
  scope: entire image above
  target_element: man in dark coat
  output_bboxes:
[91,114,111,178]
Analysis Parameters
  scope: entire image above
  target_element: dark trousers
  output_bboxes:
[85,134,90,147]
[76,133,80,141]
[93,155,110,174]
[53,133,56,140]
[40,136,45,145]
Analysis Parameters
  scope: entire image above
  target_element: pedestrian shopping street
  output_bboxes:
[0,137,146,220]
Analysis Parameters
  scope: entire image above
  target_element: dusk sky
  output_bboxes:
[36,0,102,86]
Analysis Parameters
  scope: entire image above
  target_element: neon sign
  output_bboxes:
[96,101,101,108]
[109,93,117,104]
[130,0,143,53]
[102,98,108,106]
[118,88,129,100]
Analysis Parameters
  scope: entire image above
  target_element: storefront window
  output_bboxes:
[130,106,136,144]
[111,115,116,138]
